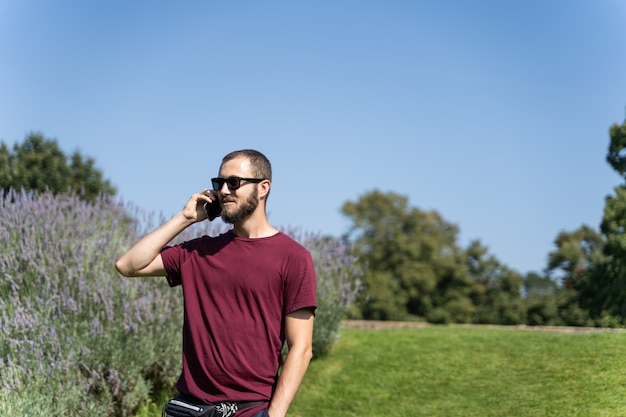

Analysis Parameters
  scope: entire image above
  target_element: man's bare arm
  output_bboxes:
[268,308,315,417]
[115,190,214,277]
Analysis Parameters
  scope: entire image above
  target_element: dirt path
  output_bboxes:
[343,320,626,334]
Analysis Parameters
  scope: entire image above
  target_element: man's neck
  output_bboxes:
[233,215,278,239]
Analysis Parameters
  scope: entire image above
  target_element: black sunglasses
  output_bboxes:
[211,176,265,191]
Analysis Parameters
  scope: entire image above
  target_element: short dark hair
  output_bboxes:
[221,149,272,181]
[221,150,272,201]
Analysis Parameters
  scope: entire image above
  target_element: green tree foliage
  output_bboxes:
[599,186,626,319]
[342,190,472,322]
[546,225,606,289]
[544,225,608,324]
[523,272,560,326]
[465,240,526,325]
[606,117,626,176]
[595,114,626,322]
[0,132,116,202]
[342,191,544,325]
[523,272,558,298]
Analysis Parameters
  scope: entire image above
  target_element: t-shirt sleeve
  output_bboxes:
[160,245,183,287]
[284,250,317,315]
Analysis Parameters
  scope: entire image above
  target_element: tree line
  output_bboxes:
[341,113,626,327]
[2,119,626,327]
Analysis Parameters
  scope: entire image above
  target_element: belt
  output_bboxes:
[163,394,266,417]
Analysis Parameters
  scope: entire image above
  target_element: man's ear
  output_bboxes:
[260,180,271,199]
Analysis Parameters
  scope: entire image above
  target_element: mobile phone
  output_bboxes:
[204,200,222,221]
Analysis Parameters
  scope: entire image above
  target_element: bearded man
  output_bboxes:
[115,149,317,417]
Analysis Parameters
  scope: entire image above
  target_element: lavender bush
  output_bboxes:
[0,190,362,416]
[286,229,363,356]
[0,190,192,416]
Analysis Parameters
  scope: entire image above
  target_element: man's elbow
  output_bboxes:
[303,345,313,364]
[115,259,135,277]
[290,342,314,364]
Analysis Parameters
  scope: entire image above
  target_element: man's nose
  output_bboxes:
[219,182,231,194]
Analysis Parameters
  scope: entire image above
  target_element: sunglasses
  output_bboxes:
[211,176,265,191]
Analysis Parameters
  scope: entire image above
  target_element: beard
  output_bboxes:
[220,187,259,224]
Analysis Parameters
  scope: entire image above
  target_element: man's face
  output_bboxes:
[217,157,260,224]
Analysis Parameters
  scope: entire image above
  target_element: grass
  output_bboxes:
[286,326,626,417]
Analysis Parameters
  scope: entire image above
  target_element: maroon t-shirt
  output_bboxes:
[160,230,317,416]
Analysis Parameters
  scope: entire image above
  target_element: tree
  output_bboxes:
[606,117,626,176]
[545,225,606,290]
[465,240,526,324]
[523,272,558,298]
[596,113,626,322]
[342,190,470,321]
[523,272,560,326]
[0,132,116,202]
[598,186,626,319]
[543,225,606,325]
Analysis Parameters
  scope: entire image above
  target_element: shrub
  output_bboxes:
[293,232,363,356]
[0,190,190,416]
[0,190,362,415]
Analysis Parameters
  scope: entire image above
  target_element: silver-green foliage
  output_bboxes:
[0,190,184,416]
[0,190,362,415]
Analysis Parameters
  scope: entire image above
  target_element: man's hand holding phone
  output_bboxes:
[204,191,221,221]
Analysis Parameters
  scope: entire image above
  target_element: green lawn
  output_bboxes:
[288,326,626,417]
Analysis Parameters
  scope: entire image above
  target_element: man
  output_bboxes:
[115,150,316,417]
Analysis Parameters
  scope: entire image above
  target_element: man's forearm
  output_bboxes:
[115,212,194,276]
[268,344,313,417]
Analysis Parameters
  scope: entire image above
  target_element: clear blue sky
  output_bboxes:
[1,0,625,275]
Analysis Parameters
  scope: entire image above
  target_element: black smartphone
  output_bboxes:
[204,200,222,221]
